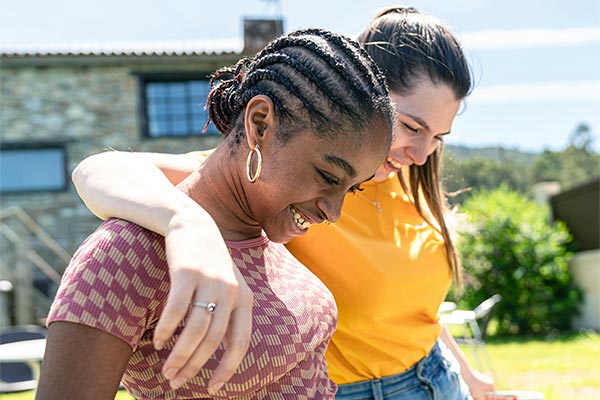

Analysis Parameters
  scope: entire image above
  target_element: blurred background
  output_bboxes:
[0,1,599,398]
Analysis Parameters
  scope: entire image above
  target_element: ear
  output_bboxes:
[244,95,277,150]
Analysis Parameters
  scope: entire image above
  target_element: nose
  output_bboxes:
[406,142,433,166]
[317,191,345,223]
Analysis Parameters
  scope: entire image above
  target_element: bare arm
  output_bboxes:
[37,322,132,400]
[439,325,495,400]
[72,151,202,232]
[72,151,253,393]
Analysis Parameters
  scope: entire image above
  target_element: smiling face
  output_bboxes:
[373,79,462,182]
[249,126,390,244]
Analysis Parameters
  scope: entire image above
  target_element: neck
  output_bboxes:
[177,144,261,241]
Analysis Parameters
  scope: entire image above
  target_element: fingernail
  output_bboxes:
[170,377,186,389]
[163,368,177,380]
[208,381,224,394]
[154,339,164,350]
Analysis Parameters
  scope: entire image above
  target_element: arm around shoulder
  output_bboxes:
[72,150,202,235]
[71,149,254,391]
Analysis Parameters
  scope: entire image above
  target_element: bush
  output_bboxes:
[450,186,583,336]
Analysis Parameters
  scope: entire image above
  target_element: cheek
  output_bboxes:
[259,171,316,207]
[391,123,413,145]
[388,128,416,155]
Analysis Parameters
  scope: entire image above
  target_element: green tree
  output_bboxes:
[529,123,600,190]
[443,123,599,204]
[451,186,582,336]
[529,149,562,183]
[569,123,594,150]
[443,157,529,204]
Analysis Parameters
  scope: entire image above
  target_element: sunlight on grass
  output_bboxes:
[462,332,600,400]
[1,333,597,400]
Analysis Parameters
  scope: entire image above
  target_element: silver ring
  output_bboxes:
[192,301,217,314]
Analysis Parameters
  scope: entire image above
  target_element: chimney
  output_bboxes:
[243,18,284,55]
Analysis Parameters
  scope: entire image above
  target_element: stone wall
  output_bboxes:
[0,56,235,321]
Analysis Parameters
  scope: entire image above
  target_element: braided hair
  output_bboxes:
[204,28,393,146]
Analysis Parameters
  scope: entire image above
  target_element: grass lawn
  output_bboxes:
[1,332,598,400]
[462,331,600,399]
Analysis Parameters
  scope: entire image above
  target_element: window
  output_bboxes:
[139,74,219,138]
[0,143,68,193]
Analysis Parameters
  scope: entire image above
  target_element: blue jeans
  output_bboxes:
[335,341,471,400]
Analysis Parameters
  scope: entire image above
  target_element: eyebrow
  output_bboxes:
[403,112,451,136]
[324,154,357,178]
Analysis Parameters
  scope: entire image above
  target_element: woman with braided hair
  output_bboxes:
[37,28,394,399]
[70,6,495,400]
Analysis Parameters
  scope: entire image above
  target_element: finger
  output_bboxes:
[207,302,253,394]
[168,306,232,389]
[162,304,215,382]
[153,280,196,349]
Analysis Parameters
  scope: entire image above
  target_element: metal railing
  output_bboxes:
[0,206,71,325]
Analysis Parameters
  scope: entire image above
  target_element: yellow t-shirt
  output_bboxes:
[286,174,452,384]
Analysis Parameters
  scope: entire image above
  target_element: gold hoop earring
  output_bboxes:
[246,144,263,183]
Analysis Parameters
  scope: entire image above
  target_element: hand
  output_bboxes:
[155,211,253,393]
[465,369,495,400]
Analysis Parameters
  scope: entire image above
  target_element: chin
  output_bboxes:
[263,229,295,244]
[373,168,395,182]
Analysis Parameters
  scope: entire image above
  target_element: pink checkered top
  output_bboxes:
[48,218,338,399]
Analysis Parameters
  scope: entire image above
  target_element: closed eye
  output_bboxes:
[403,122,419,133]
[317,169,339,186]
[318,168,363,193]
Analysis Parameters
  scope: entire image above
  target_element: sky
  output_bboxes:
[1,0,599,153]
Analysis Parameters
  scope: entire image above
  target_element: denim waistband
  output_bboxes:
[335,341,447,399]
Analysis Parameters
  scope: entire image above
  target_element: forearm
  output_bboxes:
[71,150,252,390]
[439,324,475,378]
[72,151,208,236]
[440,324,495,398]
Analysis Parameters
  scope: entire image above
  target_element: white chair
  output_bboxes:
[438,301,457,314]
[0,324,47,393]
[440,294,502,373]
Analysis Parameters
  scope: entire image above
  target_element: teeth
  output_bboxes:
[387,157,403,169]
[290,206,313,230]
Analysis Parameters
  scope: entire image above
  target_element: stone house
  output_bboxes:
[0,19,283,325]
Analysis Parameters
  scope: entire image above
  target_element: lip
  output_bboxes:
[385,156,409,171]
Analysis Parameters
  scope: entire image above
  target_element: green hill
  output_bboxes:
[444,144,537,165]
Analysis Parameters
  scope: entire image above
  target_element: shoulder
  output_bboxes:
[84,218,162,250]
[49,219,170,346]
[71,218,166,271]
